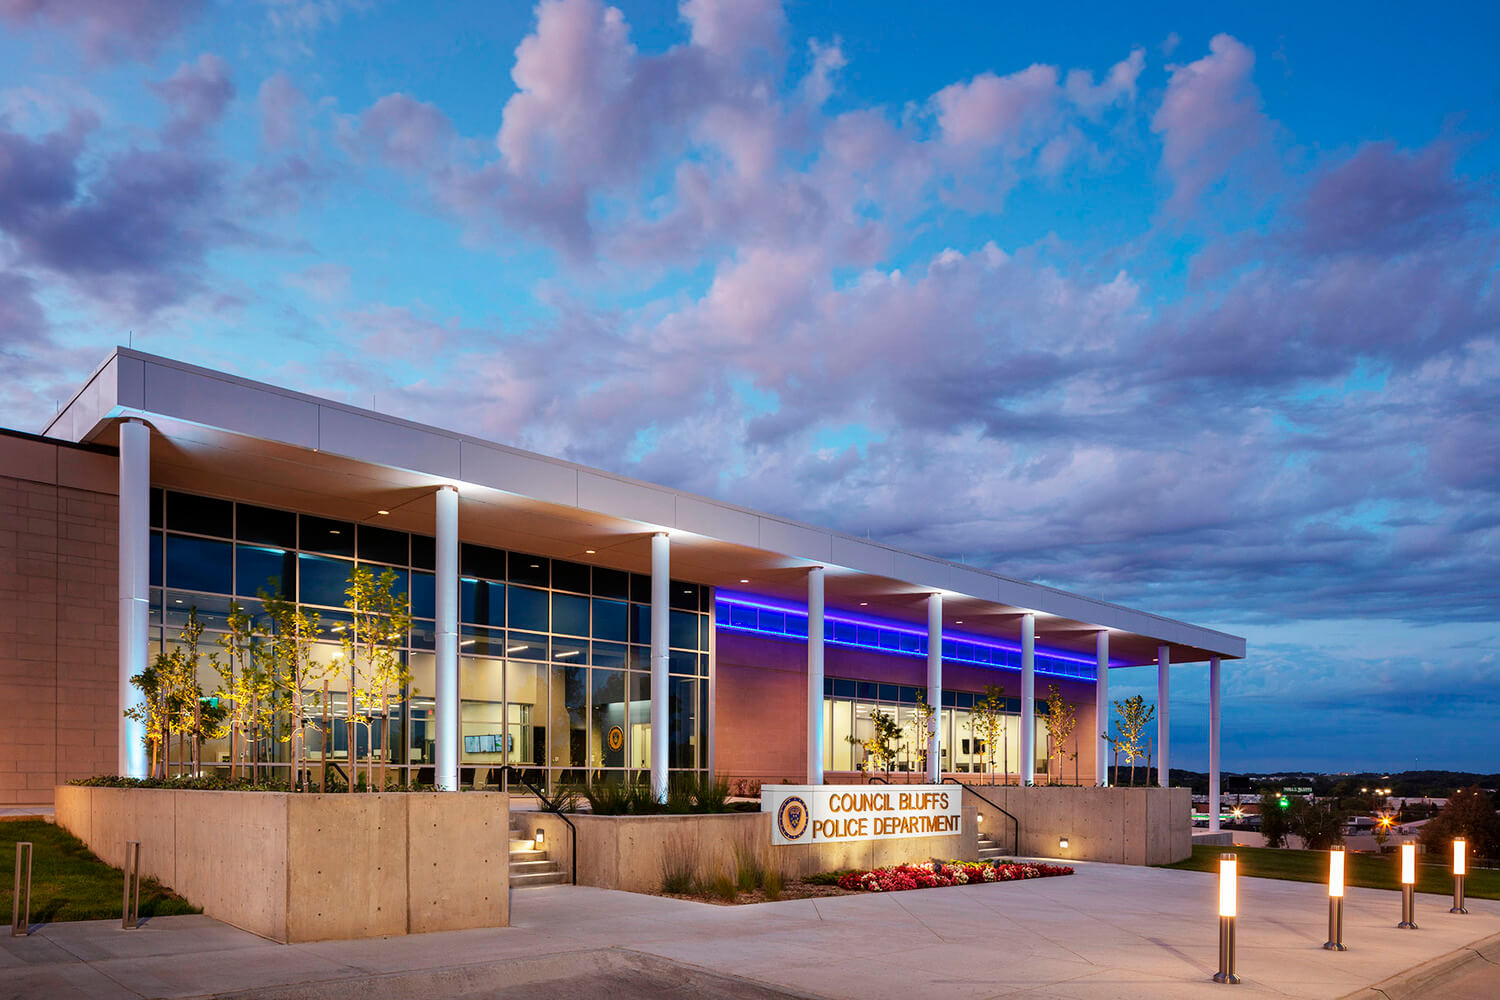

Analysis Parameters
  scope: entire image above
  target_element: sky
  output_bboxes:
[1,0,1497,774]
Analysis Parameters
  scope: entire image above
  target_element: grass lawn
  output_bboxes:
[1,819,199,923]
[1164,844,1499,900]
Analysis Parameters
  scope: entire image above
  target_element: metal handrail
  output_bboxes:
[944,777,1020,856]
[499,765,576,886]
[868,776,889,785]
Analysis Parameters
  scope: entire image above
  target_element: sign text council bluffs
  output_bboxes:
[761,785,963,845]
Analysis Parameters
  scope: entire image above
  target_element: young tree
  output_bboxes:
[343,566,413,791]
[214,601,263,781]
[1259,790,1292,848]
[1291,798,1346,850]
[969,684,1005,785]
[907,691,935,778]
[863,710,900,778]
[1420,786,1500,859]
[262,591,327,792]
[124,656,170,778]
[1044,685,1077,786]
[1111,695,1155,787]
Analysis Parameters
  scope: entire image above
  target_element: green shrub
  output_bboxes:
[709,871,737,902]
[803,869,854,886]
[691,774,731,812]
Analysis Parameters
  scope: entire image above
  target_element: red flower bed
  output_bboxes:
[836,861,1073,893]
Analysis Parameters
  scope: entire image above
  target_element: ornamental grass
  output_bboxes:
[836,860,1074,893]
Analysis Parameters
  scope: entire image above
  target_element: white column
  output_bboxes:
[926,593,942,783]
[1020,613,1035,785]
[434,485,459,791]
[650,532,670,802]
[1095,631,1109,787]
[1157,644,1170,787]
[806,567,825,784]
[118,419,150,778]
[1209,656,1222,832]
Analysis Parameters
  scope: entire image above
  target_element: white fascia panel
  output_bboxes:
[829,535,896,578]
[459,440,579,506]
[318,405,460,480]
[673,495,760,548]
[759,518,833,564]
[578,471,676,528]
[143,361,319,450]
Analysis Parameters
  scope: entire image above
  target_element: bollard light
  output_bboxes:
[1451,839,1467,915]
[1323,847,1347,951]
[1213,853,1240,984]
[1397,841,1418,929]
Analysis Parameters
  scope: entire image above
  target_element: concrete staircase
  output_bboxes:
[977,831,1005,863]
[509,812,566,887]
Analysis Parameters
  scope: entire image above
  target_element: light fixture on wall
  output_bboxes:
[1451,839,1468,915]
[1324,847,1346,951]
[1058,837,1069,850]
[535,828,545,848]
[1213,853,1239,984]
[1398,842,1418,929]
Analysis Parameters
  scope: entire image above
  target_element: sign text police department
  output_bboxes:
[761,784,962,845]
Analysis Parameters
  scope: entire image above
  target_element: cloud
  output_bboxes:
[344,92,456,172]
[0,115,233,316]
[1152,34,1274,213]
[152,53,234,143]
[0,0,205,62]
[257,72,308,150]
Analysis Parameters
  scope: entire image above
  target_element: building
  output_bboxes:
[2,349,1244,821]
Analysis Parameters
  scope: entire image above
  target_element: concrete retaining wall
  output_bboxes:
[960,785,1192,865]
[526,806,978,892]
[55,786,509,942]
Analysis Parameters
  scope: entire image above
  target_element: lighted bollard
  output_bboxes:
[1397,841,1417,929]
[1450,839,1467,915]
[11,841,32,937]
[1213,852,1240,984]
[1323,847,1346,951]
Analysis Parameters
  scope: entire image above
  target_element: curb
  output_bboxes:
[1339,930,1500,1000]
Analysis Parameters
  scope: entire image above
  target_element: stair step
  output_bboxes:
[509,859,559,873]
[511,871,566,887]
[509,850,547,862]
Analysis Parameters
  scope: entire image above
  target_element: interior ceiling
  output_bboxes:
[114,417,1222,668]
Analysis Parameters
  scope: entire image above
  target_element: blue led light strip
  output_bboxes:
[715,591,1100,683]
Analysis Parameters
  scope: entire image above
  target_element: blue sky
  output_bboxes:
[2,1,1497,773]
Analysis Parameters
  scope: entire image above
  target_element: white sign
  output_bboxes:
[761,784,962,845]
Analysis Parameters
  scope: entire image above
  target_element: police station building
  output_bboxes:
[3,349,1244,827]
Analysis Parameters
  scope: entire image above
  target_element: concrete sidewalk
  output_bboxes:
[2,860,1497,999]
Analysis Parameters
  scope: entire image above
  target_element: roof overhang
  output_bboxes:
[44,349,1247,667]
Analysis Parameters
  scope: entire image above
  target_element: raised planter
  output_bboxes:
[961,785,1192,865]
[526,807,978,892]
[54,785,509,942]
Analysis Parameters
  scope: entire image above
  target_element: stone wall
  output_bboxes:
[526,807,977,892]
[0,433,119,806]
[55,786,510,942]
[961,784,1192,865]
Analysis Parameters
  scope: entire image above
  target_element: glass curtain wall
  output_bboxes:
[822,678,1049,779]
[148,489,711,792]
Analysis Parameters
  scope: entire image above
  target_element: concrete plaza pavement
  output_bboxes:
[2,859,1497,999]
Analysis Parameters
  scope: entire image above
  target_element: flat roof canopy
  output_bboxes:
[45,349,1246,668]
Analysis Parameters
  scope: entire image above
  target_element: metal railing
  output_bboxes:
[944,778,1020,856]
[499,765,576,886]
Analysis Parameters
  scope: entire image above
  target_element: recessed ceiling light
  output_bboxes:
[329,529,341,535]
[529,563,540,569]
[955,620,963,624]
[859,602,868,606]
[585,549,596,555]
[739,578,749,583]
[377,509,390,516]
[174,599,183,604]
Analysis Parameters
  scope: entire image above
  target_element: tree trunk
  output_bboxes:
[380,691,389,791]
[348,660,357,792]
